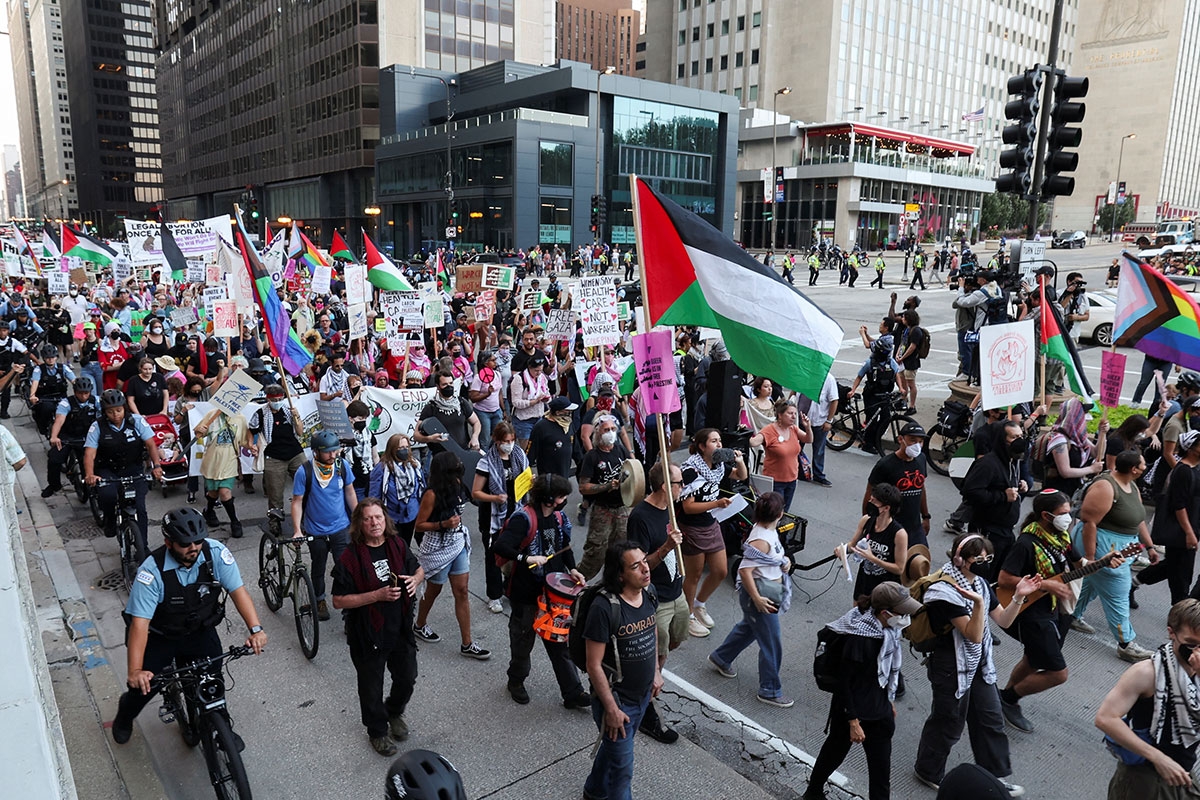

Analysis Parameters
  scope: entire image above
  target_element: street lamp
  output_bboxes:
[364,205,381,242]
[770,87,792,251]
[277,215,292,227]
[594,65,616,245]
[408,68,456,247]
[1110,133,1136,242]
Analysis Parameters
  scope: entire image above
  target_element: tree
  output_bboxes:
[1099,200,1136,235]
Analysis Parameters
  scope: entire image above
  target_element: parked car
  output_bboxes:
[1078,291,1115,346]
[1052,230,1087,249]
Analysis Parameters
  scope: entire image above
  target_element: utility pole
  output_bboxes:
[1024,0,1064,239]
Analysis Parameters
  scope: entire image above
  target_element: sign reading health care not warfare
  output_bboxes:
[578,275,620,347]
[123,216,234,264]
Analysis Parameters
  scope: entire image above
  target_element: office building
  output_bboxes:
[4,146,24,219]
[381,0,554,73]
[375,59,738,255]
[1051,0,1200,230]
[556,0,641,75]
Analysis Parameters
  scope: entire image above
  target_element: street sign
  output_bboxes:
[445,226,457,239]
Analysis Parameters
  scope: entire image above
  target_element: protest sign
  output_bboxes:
[211,300,238,337]
[3,255,19,278]
[375,318,387,333]
[124,216,232,264]
[546,308,576,341]
[317,399,356,443]
[419,281,443,328]
[578,275,620,347]
[206,263,222,285]
[1100,351,1127,408]
[455,265,484,294]
[359,386,438,453]
[311,264,332,295]
[208,369,263,417]
[482,264,515,290]
[171,306,198,329]
[513,467,533,502]
[632,330,680,414]
[113,257,132,283]
[520,290,545,312]
[618,301,631,322]
[345,264,367,305]
[348,304,368,340]
[69,266,88,286]
[979,319,1035,411]
[202,286,226,318]
[48,269,69,295]
[187,260,206,283]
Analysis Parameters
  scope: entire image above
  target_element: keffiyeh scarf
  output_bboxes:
[924,560,996,698]
[826,606,904,701]
[1152,642,1200,755]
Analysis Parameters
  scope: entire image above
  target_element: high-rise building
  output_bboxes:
[3,146,23,219]
[8,0,76,221]
[556,0,641,75]
[1051,0,1200,231]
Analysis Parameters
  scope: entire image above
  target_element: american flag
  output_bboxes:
[961,106,985,123]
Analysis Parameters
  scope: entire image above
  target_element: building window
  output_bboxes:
[733,87,742,100]
[706,22,714,37]
[678,30,685,45]
[721,19,729,34]
[677,63,685,78]
[749,85,759,101]
[539,141,573,187]
[751,48,759,64]
[690,60,698,76]
[735,51,743,67]
[737,15,745,31]
[705,57,713,72]
[539,198,572,244]
[752,11,761,27]
[692,26,699,41]
[679,0,686,9]
[720,54,728,69]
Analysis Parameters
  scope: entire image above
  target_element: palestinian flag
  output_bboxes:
[62,224,117,267]
[435,250,451,291]
[363,230,414,291]
[633,177,842,397]
[160,221,189,282]
[234,208,313,376]
[42,222,61,259]
[1039,274,1093,397]
[330,231,356,262]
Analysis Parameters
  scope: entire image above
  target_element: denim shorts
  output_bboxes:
[512,417,536,440]
[426,546,471,585]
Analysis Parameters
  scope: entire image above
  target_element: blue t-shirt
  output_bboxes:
[125,538,244,620]
[84,414,154,449]
[293,459,356,536]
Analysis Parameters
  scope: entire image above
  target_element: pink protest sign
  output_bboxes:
[632,329,680,415]
[1100,350,1127,408]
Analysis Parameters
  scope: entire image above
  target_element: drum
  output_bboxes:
[533,571,584,642]
[619,458,646,507]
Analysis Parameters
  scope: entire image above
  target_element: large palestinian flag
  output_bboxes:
[633,177,842,397]
[363,230,414,291]
[62,224,117,267]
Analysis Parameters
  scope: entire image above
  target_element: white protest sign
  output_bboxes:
[311,264,332,295]
[211,300,238,337]
[4,254,21,278]
[124,216,232,264]
[202,286,227,317]
[578,275,620,347]
[113,257,132,283]
[360,386,439,454]
[187,260,206,283]
[546,308,576,341]
[979,319,1036,411]
[1017,240,1046,287]
[348,303,368,340]
[171,306,198,330]
[345,264,367,306]
[419,282,443,328]
[48,269,70,295]
[208,369,263,417]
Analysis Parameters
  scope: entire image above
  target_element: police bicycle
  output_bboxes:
[257,509,319,659]
[94,474,149,593]
[151,645,254,800]
[56,437,93,505]
[826,391,916,456]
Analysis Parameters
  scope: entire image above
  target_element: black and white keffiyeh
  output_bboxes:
[826,607,904,701]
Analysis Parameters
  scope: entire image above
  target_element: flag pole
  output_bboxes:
[630,173,684,578]
[1038,273,1047,410]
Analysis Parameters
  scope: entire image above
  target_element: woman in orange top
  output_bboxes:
[749,400,812,512]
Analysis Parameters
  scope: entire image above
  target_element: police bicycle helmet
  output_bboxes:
[1178,371,1200,393]
[41,344,59,360]
[162,507,208,545]
[73,376,94,394]
[100,389,126,409]
[310,430,341,453]
[385,750,467,800]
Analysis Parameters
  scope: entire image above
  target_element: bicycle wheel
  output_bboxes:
[119,520,140,594]
[826,414,856,451]
[202,712,252,800]
[877,415,917,456]
[292,567,319,660]
[926,424,965,477]
[167,683,200,748]
[88,486,103,526]
[258,533,283,613]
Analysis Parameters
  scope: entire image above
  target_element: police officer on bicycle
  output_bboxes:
[29,344,75,436]
[111,507,268,745]
[45,377,99,498]
[0,321,29,419]
[83,389,164,557]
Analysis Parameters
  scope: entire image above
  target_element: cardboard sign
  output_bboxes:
[1100,351,1127,408]
[632,329,680,414]
[348,303,368,340]
[979,319,1035,411]
[578,275,620,347]
[546,308,576,341]
[209,369,263,417]
[211,300,238,337]
[482,264,515,290]
[187,260,207,283]
[455,265,484,294]
[317,399,356,443]
[48,269,69,295]
[345,264,367,306]
[69,266,88,286]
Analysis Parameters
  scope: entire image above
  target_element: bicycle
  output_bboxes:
[57,438,92,505]
[93,474,149,593]
[257,509,319,659]
[152,645,254,800]
[826,391,916,456]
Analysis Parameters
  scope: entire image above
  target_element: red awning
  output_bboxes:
[805,122,975,156]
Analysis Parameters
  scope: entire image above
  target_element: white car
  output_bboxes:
[1077,291,1115,346]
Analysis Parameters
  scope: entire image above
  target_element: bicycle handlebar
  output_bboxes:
[274,533,315,545]
[149,645,253,688]
[94,474,151,487]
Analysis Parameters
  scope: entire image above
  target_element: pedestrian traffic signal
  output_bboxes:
[996,68,1044,198]
[1042,74,1088,199]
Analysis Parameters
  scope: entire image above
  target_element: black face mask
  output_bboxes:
[396,447,411,461]
[353,420,366,431]
[1009,438,1028,458]
[1180,642,1197,663]
[864,503,880,519]
[1190,416,1200,432]
[439,385,456,398]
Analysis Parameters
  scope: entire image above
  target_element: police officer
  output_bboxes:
[29,344,75,436]
[111,507,268,745]
[83,389,164,558]
[0,321,30,419]
[44,377,99,498]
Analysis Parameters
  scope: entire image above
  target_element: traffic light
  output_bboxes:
[1042,74,1088,199]
[996,68,1044,198]
[248,188,260,220]
[597,196,608,227]
[590,194,601,232]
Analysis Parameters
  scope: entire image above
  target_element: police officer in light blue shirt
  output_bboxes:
[111,507,267,745]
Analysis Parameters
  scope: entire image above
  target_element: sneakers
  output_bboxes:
[187,491,196,504]
[486,598,504,614]
[639,716,680,743]
[1119,642,1154,662]
[41,484,61,498]
[230,520,244,539]
[999,778,1026,797]
[563,691,592,710]
[413,624,441,642]
[460,641,491,660]
[688,616,711,638]
[317,600,330,621]
[576,505,589,525]
[1001,698,1034,733]
[912,770,940,791]
[1069,616,1096,634]
[693,606,715,628]
[370,736,397,757]
[943,521,967,536]
[812,477,832,487]
[508,682,530,704]
[756,694,795,709]
[708,654,737,678]
[388,715,408,740]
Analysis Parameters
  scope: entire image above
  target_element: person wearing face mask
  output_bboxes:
[961,421,1030,581]
[472,421,529,613]
[576,415,633,581]
[865,422,931,554]
[806,582,922,800]
[320,353,355,403]
[468,349,503,445]
[193,403,251,539]
[1095,598,1200,798]
[43,298,73,360]
[845,484,909,601]
[1137,432,1200,608]
[99,321,130,391]
[1106,411,1167,472]
[415,371,482,455]
[509,354,552,448]
[529,396,578,480]
[346,400,379,501]
[492,473,589,708]
[369,434,425,545]
[140,318,171,359]
[248,384,307,518]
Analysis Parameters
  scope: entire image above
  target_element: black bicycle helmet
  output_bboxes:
[41,344,59,359]
[310,430,341,452]
[385,750,467,800]
[100,389,126,409]
[162,507,208,545]
[73,376,94,394]
[1179,371,1200,392]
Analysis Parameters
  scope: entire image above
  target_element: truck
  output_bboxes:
[1155,219,1196,248]
[1121,222,1157,249]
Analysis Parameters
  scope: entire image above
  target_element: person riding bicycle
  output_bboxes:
[44,377,99,498]
[848,341,898,455]
[292,429,358,622]
[29,344,75,436]
[84,389,164,556]
[111,507,268,746]
[0,320,29,419]
[9,307,44,356]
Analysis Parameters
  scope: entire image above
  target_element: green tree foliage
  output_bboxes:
[1099,201,1137,235]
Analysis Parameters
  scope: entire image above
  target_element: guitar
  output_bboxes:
[996,542,1144,618]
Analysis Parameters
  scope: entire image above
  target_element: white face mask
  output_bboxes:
[904,442,923,458]
[600,431,617,447]
[269,400,287,411]
[498,442,515,455]
[885,613,911,630]
[1051,513,1072,532]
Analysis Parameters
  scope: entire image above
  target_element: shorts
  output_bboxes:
[902,369,918,382]
[1003,611,1069,672]
[681,519,725,556]
[669,409,683,430]
[426,546,471,585]
[205,477,237,492]
[512,417,536,440]
[656,594,690,653]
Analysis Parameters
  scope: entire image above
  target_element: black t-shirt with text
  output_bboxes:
[583,588,658,705]
[331,541,419,648]
[579,446,625,508]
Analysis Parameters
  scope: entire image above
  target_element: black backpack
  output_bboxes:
[567,585,656,684]
[984,291,1011,326]
[865,362,896,395]
[813,625,848,693]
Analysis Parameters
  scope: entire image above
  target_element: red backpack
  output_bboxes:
[494,506,567,579]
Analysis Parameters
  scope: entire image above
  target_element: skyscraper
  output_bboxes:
[556,0,641,75]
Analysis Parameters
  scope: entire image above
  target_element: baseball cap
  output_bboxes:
[82,322,96,331]
[549,397,578,412]
[870,581,922,615]
[899,421,927,438]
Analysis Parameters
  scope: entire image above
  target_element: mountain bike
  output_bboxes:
[258,509,319,659]
[94,474,148,593]
[152,645,254,800]
[826,391,916,456]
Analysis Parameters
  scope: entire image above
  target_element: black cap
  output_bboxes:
[899,421,927,438]
[549,397,578,412]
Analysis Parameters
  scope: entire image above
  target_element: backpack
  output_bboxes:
[493,505,567,580]
[915,327,931,359]
[902,570,957,651]
[300,458,350,520]
[813,625,849,693]
[567,585,624,682]
[984,291,1011,326]
[864,362,896,395]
